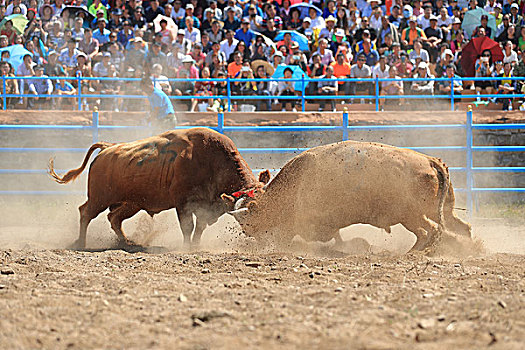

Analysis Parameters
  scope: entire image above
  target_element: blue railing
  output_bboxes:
[2,76,524,112]
[1,106,524,218]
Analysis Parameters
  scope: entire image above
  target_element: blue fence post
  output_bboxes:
[450,76,455,111]
[375,77,379,111]
[217,107,224,134]
[342,107,349,141]
[77,74,82,111]
[92,106,99,144]
[226,76,231,112]
[2,75,6,111]
[301,74,305,112]
[466,105,473,218]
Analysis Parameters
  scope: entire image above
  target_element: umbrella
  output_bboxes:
[272,65,309,91]
[0,14,29,35]
[274,30,309,51]
[462,9,497,39]
[61,6,95,23]
[153,14,178,40]
[461,36,503,77]
[251,59,275,76]
[289,3,322,19]
[0,44,33,73]
[253,32,277,56]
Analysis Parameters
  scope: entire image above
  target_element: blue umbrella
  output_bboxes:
[462,9,496,39]
[0,44,33,73]
[273,30,309,51]
[272,65,309,91]
[289,3,322,19]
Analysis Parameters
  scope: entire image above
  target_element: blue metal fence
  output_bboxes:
[0,106,524,218]
[2,75,524,112]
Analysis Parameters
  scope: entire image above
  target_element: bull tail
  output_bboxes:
[430,158,450,233]
[48,142,114,184]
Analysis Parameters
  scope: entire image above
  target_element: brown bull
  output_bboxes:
[224,141,471,252]
[49,128,269,249]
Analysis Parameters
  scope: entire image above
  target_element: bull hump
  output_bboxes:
[134,141,178,167]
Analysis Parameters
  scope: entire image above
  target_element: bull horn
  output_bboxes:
[228,208,249,216]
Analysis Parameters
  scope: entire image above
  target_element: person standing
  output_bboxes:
[141,77,176,132]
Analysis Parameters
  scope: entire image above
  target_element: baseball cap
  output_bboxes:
[303,17,312,23]
[103,52,111,57]
[511,3,519,9]
[177,29,185,35]
[409,16,417,22]
[418,61,428,69]
[443,49,453,58]
[186,4,194,9]
[182,55,194,63]
[335,28,345,37]
[429,15,438,21]
[453,17,461,24]
[242,17,250,24]
[35,65,45,71]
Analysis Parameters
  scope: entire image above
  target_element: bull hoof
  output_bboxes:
[67,239,86,251]
[117,239,145,253]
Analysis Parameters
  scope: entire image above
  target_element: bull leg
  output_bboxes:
[73,200,106,250]
[177,208,194,249]
[107,203,141,248]
[403,217,440,252]
[445,211,472,239]
[190,216,208,250]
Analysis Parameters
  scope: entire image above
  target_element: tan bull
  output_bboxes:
[224,141,471,251]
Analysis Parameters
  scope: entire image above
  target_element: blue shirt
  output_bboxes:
[93,28,111,45]
[56,81,74,92]
[234,28,255,47]
[357,49,380,67]
[148,87,174,120]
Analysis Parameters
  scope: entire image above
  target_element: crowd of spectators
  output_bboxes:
[0,0,524,111]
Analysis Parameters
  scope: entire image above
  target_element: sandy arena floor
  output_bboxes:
[0,214,524,350]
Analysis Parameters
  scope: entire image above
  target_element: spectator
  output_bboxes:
[509,3,523,27]
[316,65,338,111]
[262,18,279,40]
[308,7,325,29]
[438,64,463,101]
[59,38,82,76]
[170,0,185,24]
[409,38,430,63]
[145,42,168,72]
[277,67,298,111]
[223,7,241,32]
[93,18,110,45]
[28,65,53,109]
[145,0,164,23]
[311,38,334,66]
[411,61,434,103]
[401,16,427,49]
[253,63,272,111]
[319,15,337,40]
[108,7,124,31]
[474,49,494,96]
[0,20,16,45]
[494,62,517,110]
[356,38,380,66]
[424,15,443,62]
[235,18,255,48]
[55,71,77,109]
[331,52,352,96]
[382,66,404,105]
[89,0,107,20]
[151,63,171,95]
[207,20,224,43]
[220,30,238,61]
[0,61,18,109]
[503,40,518,65]
[287,8,302,30]
[350,53,373,100]
[117,21,134,47]
[378,16,400,46]
[130,6,146,29]
[227,51,243,78]
[184,16,201,44]
[71,17,85,42]
[435,49,456,77]
[373,55,390,94]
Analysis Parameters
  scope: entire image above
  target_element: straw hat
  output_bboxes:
[251,59,275,76]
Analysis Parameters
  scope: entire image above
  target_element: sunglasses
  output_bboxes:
[482,54,491,57]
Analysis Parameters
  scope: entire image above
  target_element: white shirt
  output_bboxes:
[184,27,201,43]
[6,3,27,15]
[220,38,239,60]
[417,14,431,31]
[171,7,185,21]
[372,64,390,87]
[310,16,325,30]
[437,15,453,28]
[370,14,383,32]
[503,50,518,64]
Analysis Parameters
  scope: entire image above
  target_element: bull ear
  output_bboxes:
[258,170,271,184]
[247,201,258,211]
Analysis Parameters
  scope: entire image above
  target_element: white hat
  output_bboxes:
[303,17,312,23]
[442,49,454,58]
[335,28,345,37]
[418,61,428,69]
[182,55,194,63]
[186,4,194,10]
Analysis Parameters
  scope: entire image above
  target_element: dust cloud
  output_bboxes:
[0,116,523,257]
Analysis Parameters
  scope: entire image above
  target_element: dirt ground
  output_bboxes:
[1,213,524,350]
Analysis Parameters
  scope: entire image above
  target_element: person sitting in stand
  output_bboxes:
[316,65,338,111]
[277,67,298,111]
[438,64,463,104]
[27,65,53,109]
[55,71,77,110]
